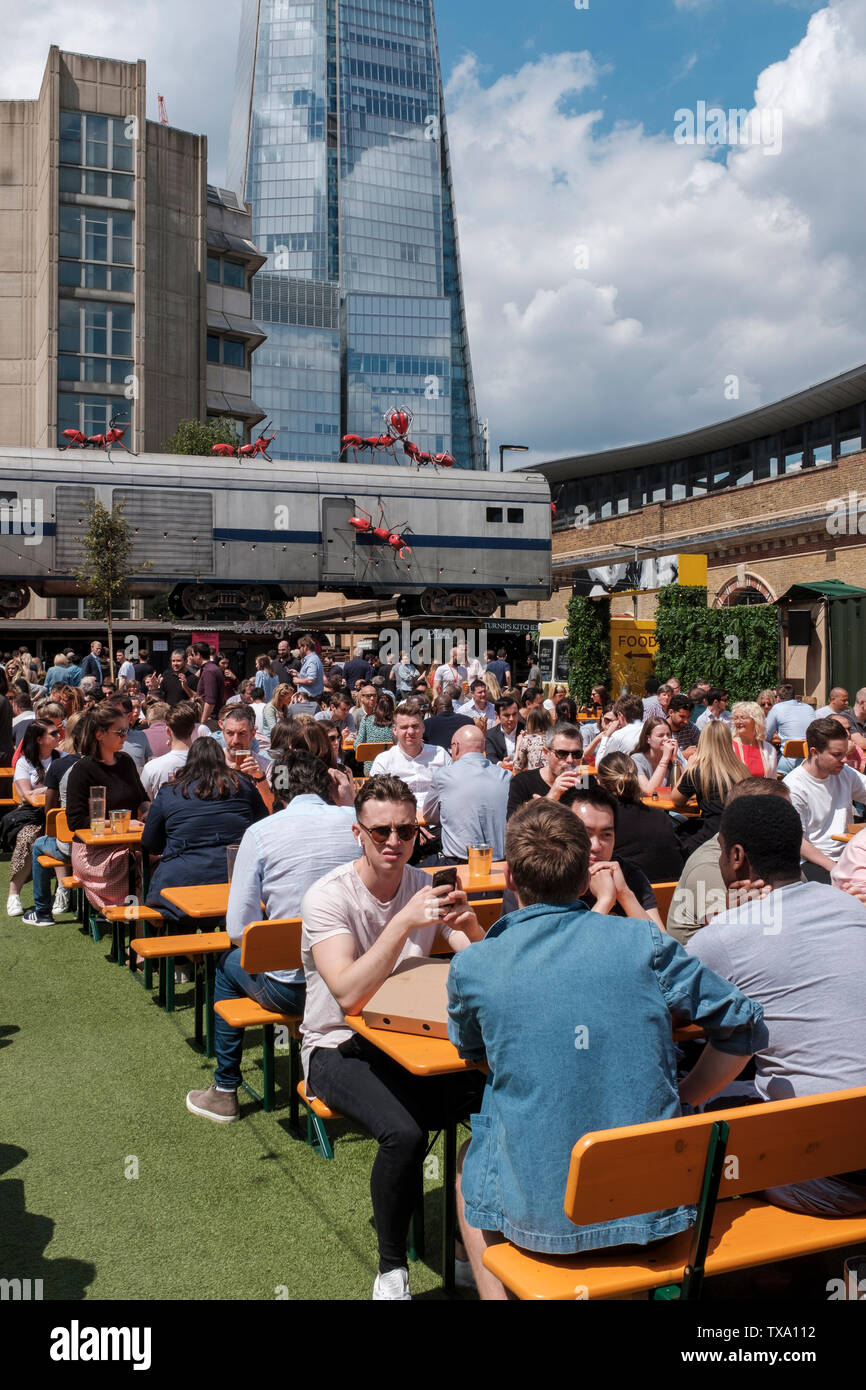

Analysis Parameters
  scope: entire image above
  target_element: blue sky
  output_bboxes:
[436,0,825,150]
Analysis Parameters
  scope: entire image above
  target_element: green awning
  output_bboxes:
[779,581,866,602]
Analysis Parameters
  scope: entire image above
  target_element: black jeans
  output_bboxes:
[307,1034,484,1273]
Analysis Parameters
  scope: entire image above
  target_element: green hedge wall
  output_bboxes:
[654,586,779,701]
[566,593,611,702]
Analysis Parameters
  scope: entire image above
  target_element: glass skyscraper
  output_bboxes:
[227,0,483,467]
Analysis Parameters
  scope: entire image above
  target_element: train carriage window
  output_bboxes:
[486,507,503,523]
[507,508,524,524]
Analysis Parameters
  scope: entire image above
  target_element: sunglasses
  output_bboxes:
[359,822,419,845]
[551,748,582,760]
[44,728,62,738]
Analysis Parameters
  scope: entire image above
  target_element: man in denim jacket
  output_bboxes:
[447,798,766,1299]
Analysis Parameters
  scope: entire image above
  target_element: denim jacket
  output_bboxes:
[447,902,765,1255]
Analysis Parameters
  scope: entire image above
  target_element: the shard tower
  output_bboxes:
[227,0,484,467]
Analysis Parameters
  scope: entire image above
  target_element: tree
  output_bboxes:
[72,500,136,680]
[565,592,611,703]
[162,417,239,455]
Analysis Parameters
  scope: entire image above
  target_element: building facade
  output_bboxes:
[0,47,266,457]
[226,0,483,467]
[526,362,866,702]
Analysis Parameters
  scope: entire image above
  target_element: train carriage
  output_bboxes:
[0,449,552,620]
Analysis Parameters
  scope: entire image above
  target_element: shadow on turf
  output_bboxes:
[0,1024,19,1050]
[0,1144,95,1299]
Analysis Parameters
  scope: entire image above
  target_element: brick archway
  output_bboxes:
[713,572,776,607]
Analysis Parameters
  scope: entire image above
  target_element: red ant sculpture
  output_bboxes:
[60,414,133,460]
[348,500,412,564]
[212,422,278,462]
[339,433,399,463]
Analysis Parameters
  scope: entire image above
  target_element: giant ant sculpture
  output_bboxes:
[340,407,456,471]
[348,498,413,578]
[60,414,135,462]
[212,422,279,462]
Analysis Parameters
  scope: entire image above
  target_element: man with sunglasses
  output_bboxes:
[506,721,584,818]
[301,775,487,1299]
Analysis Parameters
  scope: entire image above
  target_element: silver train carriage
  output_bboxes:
[0,448,552,620]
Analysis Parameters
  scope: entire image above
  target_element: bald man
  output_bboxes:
[421,723,512,862]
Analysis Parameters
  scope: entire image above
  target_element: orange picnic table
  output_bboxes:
[160,882,232,918]
[421,860,507,893]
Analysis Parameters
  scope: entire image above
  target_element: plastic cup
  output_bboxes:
[467,845,493,881]
[110,809,125,833]
[90,818,106,837]
[226,844,241,881]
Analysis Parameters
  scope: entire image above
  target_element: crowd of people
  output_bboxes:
[3,637,865,1299]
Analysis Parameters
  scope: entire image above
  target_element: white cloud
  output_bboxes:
[446,1,866,460]
[0,0,241,183]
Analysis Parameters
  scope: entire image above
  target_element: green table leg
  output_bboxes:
[205,956,216,1059]
[443,1113,457,1295]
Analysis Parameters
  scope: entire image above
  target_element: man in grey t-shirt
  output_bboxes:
[686,793,866,1216]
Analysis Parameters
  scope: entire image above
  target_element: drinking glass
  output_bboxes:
[89,789,106,835]
[110,809,125,833]
[90,818,106,837]
[226,844,241,882]
[467,845,493,881]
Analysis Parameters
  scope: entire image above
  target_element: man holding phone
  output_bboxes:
[300,775,487,1300]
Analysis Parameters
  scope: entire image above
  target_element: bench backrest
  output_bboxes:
[55,810,71,841]
[45,808,59,839]
[430,898,504,954]
[239,917,302,974]
[650,881,678,920]
[355,741,391,762]
[565,1086,866,1226]
[783,739,808,759]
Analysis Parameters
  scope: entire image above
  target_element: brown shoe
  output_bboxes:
[186,1084,239,1123]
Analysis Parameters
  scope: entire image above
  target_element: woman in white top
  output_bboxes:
[6,719,62,915]
[543,683,569,713]
[730,701,778,778]
[630,717,682,795]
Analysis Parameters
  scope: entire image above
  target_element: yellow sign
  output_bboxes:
[610,617,658,696]
[678,553,708,587]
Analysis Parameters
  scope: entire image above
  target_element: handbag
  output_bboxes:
[0,802,44,852]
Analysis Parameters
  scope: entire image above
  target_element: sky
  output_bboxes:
[3,0,864,463]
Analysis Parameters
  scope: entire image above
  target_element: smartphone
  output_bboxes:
[431,867,459,891]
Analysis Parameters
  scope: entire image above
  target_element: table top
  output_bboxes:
[160,883,230,918]
[641,796,701,816]
[832,833,854,844]
[346,1013,482,1076]
[420,860,507,893]
[74,825,143,846]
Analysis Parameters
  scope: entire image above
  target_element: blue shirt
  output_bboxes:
[765,699,815,744]
[298,651,324,698]
[421,752,511,860]
[226,795,360,983]
[254,671,278,702]
[448,904,764,1255]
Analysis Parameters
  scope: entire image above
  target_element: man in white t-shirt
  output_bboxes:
[300,774,486,1300]
[784,717,866,882]
[141,703,196,800]
[369,702,450,810]
[814,686,850,721]
[432,648,467,698]
[116,649,136,687]
[598,695,645,759]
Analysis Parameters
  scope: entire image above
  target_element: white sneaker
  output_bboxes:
[6,894,23,917]
[372,1267,411,1301]
[52,886,70,915]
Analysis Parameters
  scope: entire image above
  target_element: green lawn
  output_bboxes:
[0,861,453,1301]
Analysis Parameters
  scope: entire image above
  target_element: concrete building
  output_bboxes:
[0,46,266,458]
[526,361,866,702]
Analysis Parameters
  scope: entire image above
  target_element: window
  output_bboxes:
[222,260,246,288]
[486,507,503,523]
[207,255,221,283]
[207,335,221,363]
[59,111,134,173]
[58,206,133,265]
[507,507,524,524]
[838,436,862,456]
[56,394,126,441]
[223,339,246,368]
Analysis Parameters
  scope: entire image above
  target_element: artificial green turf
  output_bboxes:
[0,861,454,1301]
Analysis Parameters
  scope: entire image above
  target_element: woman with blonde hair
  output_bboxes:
[756,689,777,717]
[730,701,777,778]
[482,670,502,704]
[668,719,750,849]
[53,684,85,718]
[262,682,294,737]
[513,705,552,771]
[544,683,569,713]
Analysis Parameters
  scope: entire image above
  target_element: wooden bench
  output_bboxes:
[130,928,229,1045]
[650,881,678,921]
[211,918,304,1122]
[482,1085,866,1299]
[782,739,808,760]
[296,1080,342,1160]
[354,741,392,764]
[103,903,164,971]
